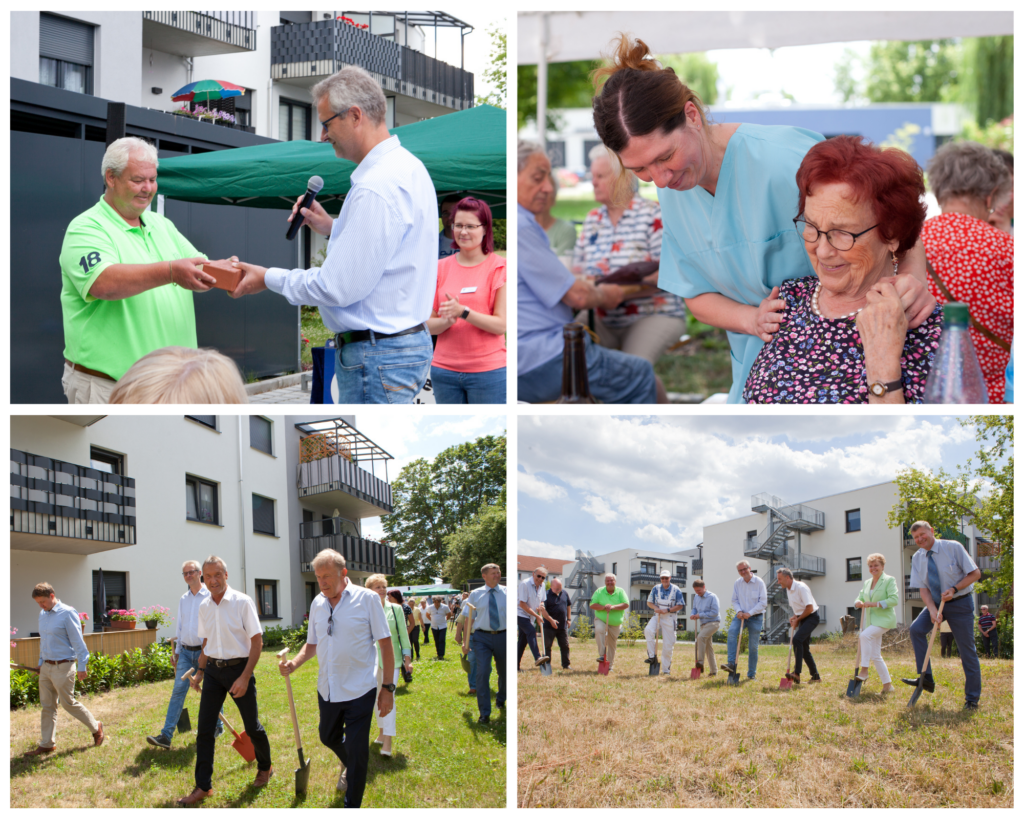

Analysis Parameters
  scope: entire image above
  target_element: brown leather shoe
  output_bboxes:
[24,746,55,757]
[253,767,274,787]
[177,787,212,805]
[93,722,104,746]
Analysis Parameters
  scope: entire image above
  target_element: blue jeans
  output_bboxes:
[726,613,764,678]
[431,365,506,404]
[335,329,432,404]
[517,617,540,666]
[910,594,981,704]
[471,630,506,719]
[467,646,478,689]
[160,647,222,742]
[517,334,656,404]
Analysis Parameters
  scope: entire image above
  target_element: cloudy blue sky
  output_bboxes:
[518,415,999,563]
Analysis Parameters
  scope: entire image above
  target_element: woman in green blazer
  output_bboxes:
[854,553,900,692]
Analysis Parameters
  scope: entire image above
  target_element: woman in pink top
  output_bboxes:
[427,198,507,403]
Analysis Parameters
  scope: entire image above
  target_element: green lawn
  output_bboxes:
[10,647,505,808]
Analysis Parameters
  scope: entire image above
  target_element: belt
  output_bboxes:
[44,659,74,665]
[64,358,116,382]
[475,629,506,634]
[206,657,246,668]
[181,643,203,652]
[335,324,426,347]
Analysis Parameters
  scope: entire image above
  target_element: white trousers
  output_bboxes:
[858,625,892,684]
[374,666,398,737]
[644,615,676,670]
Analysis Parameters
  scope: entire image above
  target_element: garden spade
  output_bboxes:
[907,598,946,708]
[536,617,553,677]
[177,707,192,734]
[690,632,702,680]
[648,614,661,677]
[277,649,312,797]
[780,631,795,690]
[597,656,610,676]
[460,603,475,674]
[846,607,867,698]
[183,668,256,762]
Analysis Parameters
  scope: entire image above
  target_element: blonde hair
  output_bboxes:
[365,574,388,591]
[866,553,886,567]
[109,347,248,404]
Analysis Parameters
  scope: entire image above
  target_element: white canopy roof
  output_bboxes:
[518,11,1014,64]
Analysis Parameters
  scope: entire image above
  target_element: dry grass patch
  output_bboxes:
[518,639,1012,808]
[11,649,505,808]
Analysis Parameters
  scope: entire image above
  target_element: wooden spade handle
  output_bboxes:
[183,667,243,741]
[463,603,475,654]
[920,598,947,676]
[278,649,304,749]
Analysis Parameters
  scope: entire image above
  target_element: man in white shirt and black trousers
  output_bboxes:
[177,556,273,806]
[230,65,438,404]
[777,567,822,684]
[280,549,394,807]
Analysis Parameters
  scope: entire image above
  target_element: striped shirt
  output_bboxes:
[572,196,686,328]
[264,135,438,334]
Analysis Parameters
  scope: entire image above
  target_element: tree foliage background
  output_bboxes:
[887,416,1013,611]
[475,23,506,109]
[384,433,506,585]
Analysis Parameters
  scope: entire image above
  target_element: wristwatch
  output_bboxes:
[381,683,397,693]
[460,307,470,320]
[868,378,903,397]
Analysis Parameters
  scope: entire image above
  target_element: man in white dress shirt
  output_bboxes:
[777,567,822,684]
[177,556,272,806]
[230,65,438,403]
[147,559,222,749]
[279,549,393,807]
[426,596,452,660]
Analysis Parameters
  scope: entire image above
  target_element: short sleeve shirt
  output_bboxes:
[432,253,507,373]
[786,579,819,615]
[590,586,630,626]
[197,587,263,659]
[909,539,979,597]
[60,197,203,379]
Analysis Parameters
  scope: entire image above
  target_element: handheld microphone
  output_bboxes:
[286,175,324,240]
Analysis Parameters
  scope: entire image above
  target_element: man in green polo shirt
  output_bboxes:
[589,573,630,672]
[58,136,220,403]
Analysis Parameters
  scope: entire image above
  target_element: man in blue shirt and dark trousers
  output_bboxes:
[903,521,983,710]
[23,582,103,756]
[468,563,506,725]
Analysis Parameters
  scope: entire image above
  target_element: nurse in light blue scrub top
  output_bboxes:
[592,36,934,402]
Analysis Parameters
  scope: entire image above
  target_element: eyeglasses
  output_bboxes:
[183,570,199,577]
[320,108,350,131]
[327,610,334,637]
[738,568,752,574]
[534,573,546,579]
[453,223,483,232]
[794,217,879,251]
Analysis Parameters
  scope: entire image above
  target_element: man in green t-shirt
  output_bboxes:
[589,573,630,672]
[58,137,223,403]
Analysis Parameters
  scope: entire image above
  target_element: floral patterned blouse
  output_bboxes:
[743,276,943,404]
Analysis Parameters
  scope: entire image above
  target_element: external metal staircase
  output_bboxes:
[565,549,604,630]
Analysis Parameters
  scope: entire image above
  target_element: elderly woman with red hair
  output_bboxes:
[427,197,506,404]
[743,136,943,403]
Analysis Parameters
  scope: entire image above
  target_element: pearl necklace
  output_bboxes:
[811,281,863,320]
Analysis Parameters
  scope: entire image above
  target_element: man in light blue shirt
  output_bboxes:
[147,560,222,749]
[689,579,721,675]
[23,582,102,756]
[904,521,983,709]
[723,561,767,680]
[517,141,657,404]
[469,563,507,724]
[232,66,437,404]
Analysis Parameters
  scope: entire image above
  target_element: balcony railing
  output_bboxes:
[297,451,393,514]
[299,532,394,575]
[270,19,474,109]
[143,11,257,53]
[11,449,136,553]
[631,571,687,586]
[776,552,826,577]
[691,559,703,576]
[904,577,923,600]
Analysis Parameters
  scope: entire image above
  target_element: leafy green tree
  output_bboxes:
[960,36,1013,126]
[442,486,507,588]
[517,60,600,131]
[657,53,719,106]
[384,433,506,585]
[475,23,507,110]
[888,417,1013,608]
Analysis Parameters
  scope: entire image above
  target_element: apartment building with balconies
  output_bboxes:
[10,414,395,643]
[701,482,996,643]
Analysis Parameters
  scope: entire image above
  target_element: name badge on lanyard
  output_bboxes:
[460,286,478,294]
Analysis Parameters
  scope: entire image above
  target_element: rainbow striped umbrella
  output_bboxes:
[171,80,246,103]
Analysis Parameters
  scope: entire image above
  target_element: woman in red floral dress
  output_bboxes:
[921,142,1014,402]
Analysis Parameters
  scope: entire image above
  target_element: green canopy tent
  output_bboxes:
[156,104,506,217]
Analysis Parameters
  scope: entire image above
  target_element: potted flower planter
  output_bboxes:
[145,620,158,629]
[109,620,136,631]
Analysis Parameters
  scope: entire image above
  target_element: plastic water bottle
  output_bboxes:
[924,303,989,404]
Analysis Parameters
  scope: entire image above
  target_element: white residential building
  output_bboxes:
[10,414,395,643]
[560,546,698,630]
[700,482,991,644]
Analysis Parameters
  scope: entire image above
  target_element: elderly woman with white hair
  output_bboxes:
[921,141,1014,403]
[572,145,687,402]
[517,139,659,404]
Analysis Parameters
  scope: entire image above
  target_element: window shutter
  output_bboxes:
[40,14,94,66]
